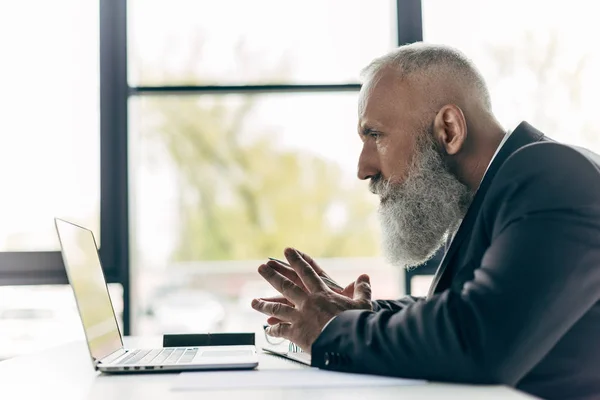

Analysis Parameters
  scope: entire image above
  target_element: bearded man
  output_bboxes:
[251,43,600,400]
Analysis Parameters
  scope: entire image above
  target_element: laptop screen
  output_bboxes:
[55,218,123,362]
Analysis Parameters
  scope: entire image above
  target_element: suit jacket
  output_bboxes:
[312,122,600,400]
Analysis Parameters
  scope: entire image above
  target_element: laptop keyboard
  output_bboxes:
[117,348,198,365]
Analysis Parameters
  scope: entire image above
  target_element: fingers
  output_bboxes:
[353,274,372,304]
[252,299,298,322]
[284,248,327,293]
[258,264,307,305]
[266,316,283,325]
[269,249,338,291]
[292,249,344,292]
[266,260,307,290]
[270,257,342,293]
[259,296,294,307]
[295,249,326,276]
[266,322,292,339]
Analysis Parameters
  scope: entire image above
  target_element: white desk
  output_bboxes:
[0,337,534,399]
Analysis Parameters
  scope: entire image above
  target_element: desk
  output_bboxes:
[0,337,534,399]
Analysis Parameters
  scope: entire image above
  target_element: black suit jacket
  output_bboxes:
[312,122,600,400]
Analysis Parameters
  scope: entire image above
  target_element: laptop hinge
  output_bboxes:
[98,348,128,365]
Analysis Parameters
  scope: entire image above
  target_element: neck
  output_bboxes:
[456,118,506,191]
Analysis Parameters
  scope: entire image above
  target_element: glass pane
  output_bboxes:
[128,0,396,86]
[0,285,122,360]
[423,0,600,152]
[0,1,100,250]
[129,93,402,334]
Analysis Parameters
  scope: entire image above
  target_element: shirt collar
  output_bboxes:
[482,129,512,181]
[448,129,514,251]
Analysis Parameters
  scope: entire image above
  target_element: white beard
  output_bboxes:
[371,128,473,268]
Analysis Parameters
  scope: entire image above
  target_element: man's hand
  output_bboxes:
[267,249,353,294]
[251,248,372,353]
[260,250,357,325]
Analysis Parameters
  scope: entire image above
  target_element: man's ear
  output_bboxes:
[432,105,467,156]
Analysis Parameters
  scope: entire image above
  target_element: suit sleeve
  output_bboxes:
[311,143,600,384]
[372,296,424,312]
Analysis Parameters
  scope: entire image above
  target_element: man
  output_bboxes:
[251,43,600,400]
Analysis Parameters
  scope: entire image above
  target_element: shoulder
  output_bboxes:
[483,142,600,233]
[493,141,600,195]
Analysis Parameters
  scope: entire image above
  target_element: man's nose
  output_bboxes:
[357,144,379,181]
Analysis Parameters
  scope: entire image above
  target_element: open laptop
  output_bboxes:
[54,218,258,373]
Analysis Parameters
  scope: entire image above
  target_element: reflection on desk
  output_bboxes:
[0,336,536,400]
[173,369,424,391]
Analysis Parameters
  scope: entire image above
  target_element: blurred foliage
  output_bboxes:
[486,31,599,148]
[135,38,379,262]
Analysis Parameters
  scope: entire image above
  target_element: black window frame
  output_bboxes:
[0,0,423,335]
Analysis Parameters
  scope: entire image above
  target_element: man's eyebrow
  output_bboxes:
[359,125,381,136]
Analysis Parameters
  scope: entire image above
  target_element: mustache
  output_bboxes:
[369,174,394,196]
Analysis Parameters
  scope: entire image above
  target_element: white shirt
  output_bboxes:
[482,129,512,181]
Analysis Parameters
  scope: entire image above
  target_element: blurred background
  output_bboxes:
[1,0,599,360]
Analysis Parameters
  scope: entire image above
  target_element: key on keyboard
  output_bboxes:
[124,349,151,365]
[117,348,196,366]
[138,349,163,364]
[178,348,198,364]
[117,350,140,365]
[152,348,174,364]
[164,348,186,364]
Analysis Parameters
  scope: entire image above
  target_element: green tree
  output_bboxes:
[137,41,379,262]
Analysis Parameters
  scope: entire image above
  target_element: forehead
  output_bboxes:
[358,69,421,130]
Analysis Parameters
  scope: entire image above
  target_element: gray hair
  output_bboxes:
[361,42,492,111]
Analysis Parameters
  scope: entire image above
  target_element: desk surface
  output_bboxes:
[0,337,534,399]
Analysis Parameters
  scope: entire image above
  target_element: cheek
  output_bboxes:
[378,142,388,156]
[378,145,411,183]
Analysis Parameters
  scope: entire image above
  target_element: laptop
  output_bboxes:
[262,346,311,366]
[54,218,258,373]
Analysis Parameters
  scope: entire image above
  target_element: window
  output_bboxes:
[0,1,100,251]
[127,1,404,334]
[128,0,397,85]
[129,93,376,266]
[0,0,101,357]
[2,0,423,347]
[423,0,600,152]
[130,93,406,332]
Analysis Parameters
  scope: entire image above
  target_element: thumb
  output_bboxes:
[353,274,372,302]
[341,281,355,298]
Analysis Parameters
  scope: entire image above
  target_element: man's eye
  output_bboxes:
[370,132,381,139]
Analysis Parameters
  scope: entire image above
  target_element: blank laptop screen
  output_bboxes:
[55,219,123,362]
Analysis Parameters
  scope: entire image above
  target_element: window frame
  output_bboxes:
[0,0,423,335]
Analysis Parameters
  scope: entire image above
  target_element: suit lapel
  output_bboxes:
[427,121,545,297]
